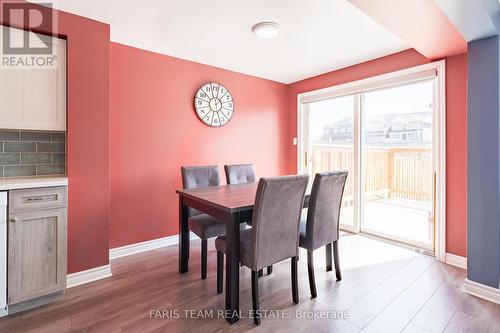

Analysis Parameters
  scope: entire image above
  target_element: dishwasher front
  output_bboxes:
[0,191,7,316]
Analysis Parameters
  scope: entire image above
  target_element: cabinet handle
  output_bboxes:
[22,194,58,203]
[9,217,18,223]
[26,197,42,201]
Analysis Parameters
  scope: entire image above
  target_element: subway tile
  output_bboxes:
[21,153,51,164]
[0,130,20,141]
[4,142,36,152]
[4,165,36,177]
[37,142,65,153]
[52,153,66,164]
[37,164,65,176]
[0,153,20,165]
[21,131,52,142]
[51,132,66,142]
[0,131,67,177]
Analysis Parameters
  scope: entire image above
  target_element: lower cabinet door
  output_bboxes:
[8,208,67,304]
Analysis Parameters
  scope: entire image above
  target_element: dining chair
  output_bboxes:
[299,171,348,298]
[215,175,309,325]
[224,163,271,276]
[181,165,226,279]
[224,164,256,185]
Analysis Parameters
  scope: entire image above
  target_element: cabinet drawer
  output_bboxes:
[9,187,67,213]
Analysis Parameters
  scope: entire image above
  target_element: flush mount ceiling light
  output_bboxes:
[252,22,280,39]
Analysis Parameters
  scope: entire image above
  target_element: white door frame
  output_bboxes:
[297,61,446,262]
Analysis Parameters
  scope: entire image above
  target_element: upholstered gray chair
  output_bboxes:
[215,175,309,325]
[299,171,348,298]
[224,163,271,276]
[181,165,226,279]
[224,164,256,184]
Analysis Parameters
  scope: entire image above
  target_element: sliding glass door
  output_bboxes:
[361,80,434,250]
[304,95,357,231]
[300,76,438,253]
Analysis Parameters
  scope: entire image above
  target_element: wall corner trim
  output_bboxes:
[67,265,112,288]
[445,253,467,269]
[109,233,197,260]
[463,279,500,305]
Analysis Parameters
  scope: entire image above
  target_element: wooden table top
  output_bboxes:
[176,182,259,213]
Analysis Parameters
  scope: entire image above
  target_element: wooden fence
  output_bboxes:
[311,145,433,203]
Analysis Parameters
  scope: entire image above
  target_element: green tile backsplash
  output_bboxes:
[0,130,66,177]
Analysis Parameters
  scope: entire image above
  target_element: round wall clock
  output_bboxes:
[194,82,234,127]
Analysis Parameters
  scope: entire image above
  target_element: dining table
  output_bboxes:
[176,182,309,324]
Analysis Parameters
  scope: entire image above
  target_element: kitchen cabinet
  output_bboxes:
[0,25,66,131]
[7,186,67,313]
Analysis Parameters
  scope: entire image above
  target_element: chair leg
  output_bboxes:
[217,251,223,294]
[291,256,299,304]
[251,270,261,326]
[201,239,207,279]
[333,240,342,281]
[307,250,317,298]
[267,265,273,275]
[326,243,333,272]
[258,269,263,277]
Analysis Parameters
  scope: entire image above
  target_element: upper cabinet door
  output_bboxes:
[0,25,66,131]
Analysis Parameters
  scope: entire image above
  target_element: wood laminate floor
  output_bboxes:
[0,234,499,333]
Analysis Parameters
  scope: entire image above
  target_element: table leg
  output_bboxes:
[179,196,189,273]
[225,211,240,324]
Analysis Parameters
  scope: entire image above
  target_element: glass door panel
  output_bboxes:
[361,80,434,250]
[307,95,356,230]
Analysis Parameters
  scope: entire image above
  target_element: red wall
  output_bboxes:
[445,54,467,257]
[110,45,467,256]
[0,2,111,273]
[287,49,467,257]
[109,43,289,248]
[1,2,468,271]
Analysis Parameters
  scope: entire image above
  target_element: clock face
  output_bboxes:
[194,82,234,127]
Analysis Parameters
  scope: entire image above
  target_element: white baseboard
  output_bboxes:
[109,232,197,260]
[67,264,112,288]
[0,307,8,318]
[445,253,467,269]
[66,233,197,289]
[463,279,500,304]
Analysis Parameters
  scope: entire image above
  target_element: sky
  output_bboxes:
[309,79,434,140]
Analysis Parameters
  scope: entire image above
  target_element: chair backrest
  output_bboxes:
[250,175,309,270]
[181,165,220,216]
[305,171,348,250]
[224,164,256,184]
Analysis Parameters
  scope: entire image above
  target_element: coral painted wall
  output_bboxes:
[109,43,289,248]
[287,49,467,256]
[0,4,469,273]
[0,1,111,273]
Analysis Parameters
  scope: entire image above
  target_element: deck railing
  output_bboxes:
[311,144,433,203]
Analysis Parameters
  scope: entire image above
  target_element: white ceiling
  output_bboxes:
[50,0,408,83]
[434,0,500,42]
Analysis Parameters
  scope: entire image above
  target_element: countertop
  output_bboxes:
[0,176,68,191]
